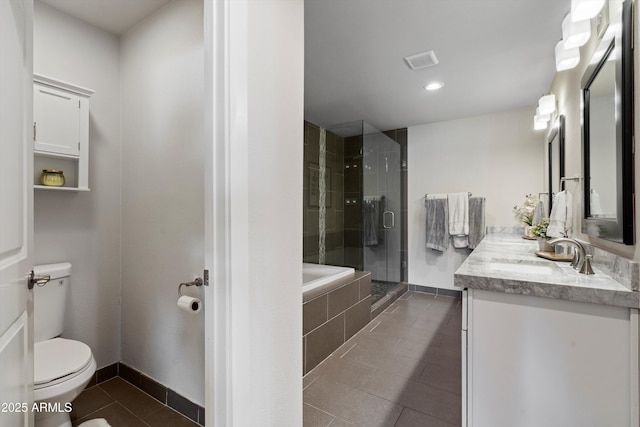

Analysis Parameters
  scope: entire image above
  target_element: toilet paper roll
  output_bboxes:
[177,295,202,313]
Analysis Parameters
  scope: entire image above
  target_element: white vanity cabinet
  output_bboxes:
[33,74,94,191]
[463,288,639,427]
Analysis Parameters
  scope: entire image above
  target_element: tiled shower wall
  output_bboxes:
[303,121,408,282]
[343,134,364,270]
[303,121,345,265]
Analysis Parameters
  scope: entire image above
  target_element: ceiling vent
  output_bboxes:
[404,50,439,71]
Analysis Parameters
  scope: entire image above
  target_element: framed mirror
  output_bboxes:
[581,0,634,244]
[547,115,565,214]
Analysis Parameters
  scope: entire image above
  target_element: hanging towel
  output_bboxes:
[590,189,604,217]
[547,190,573,238]
[363,198,382,246]
[532,200,545,225]
[468,197,486,250]
[425,194,449,251]
[448,192,469,248]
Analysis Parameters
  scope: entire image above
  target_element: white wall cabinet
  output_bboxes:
[463,288,639,427]
[33,74,93,191]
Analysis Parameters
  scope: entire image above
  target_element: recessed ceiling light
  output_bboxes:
[424,82,444,91]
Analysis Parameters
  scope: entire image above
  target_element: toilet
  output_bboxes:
[33,263,96,427]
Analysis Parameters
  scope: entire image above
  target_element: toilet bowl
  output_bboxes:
[33,264,96,427]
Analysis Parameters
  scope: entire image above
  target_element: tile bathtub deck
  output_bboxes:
[303,291,462,427]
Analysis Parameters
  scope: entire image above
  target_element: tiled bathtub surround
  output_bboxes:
[303,271,372,374]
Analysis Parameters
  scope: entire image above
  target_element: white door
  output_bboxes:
[0,1,34,426]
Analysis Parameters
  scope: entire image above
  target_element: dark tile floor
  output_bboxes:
[72,377,199,427]
[304,291,462,426]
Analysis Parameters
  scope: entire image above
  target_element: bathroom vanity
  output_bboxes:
[455,234,639,427]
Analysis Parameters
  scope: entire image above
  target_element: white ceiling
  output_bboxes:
[38,0,571,132]
[39,0,172,35]
[305,0,571,131]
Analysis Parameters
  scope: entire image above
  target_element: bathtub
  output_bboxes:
[302,263,355,299]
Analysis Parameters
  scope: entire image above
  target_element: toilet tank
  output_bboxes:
[33,263,71,343]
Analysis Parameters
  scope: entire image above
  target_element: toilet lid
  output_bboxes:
[34,338,93,386]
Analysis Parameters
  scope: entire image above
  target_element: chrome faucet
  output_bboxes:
[548,238,595,275]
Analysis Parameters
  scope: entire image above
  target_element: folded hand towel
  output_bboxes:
[547,190,573,238]
[425,194,449,251]
[448,192,469,248]
[468,197,486,249]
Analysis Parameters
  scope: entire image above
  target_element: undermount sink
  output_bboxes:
[488,259,558,276]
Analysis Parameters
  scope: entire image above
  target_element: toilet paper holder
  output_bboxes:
[178,277,203,297]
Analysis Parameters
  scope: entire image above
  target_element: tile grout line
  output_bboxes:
[303,375,320,391]
[339,342,358,358]
[304,401,339,420]
[73,400,119,426]
[99,377,200,426]
[393,406,408,427]
[369,320,382,332]
[99,382,153,426]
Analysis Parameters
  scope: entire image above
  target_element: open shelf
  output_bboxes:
[34,185,90,192]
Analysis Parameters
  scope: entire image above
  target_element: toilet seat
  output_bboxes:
[34,338,93,390]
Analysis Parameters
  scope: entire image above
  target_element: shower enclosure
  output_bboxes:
[303,120,404,303]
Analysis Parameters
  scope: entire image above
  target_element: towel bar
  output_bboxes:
[424,192,472,201]
[559,176,581,191]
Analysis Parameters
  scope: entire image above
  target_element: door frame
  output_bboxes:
[203,0,304,425]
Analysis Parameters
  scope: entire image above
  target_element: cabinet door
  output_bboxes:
[34,84,80,156]
[468,289,634,427]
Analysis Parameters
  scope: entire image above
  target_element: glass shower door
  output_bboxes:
[362,123,402,294]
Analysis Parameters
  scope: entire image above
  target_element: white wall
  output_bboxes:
[408,107,543,289]
[119,0,204,405]
[33,1,122,369]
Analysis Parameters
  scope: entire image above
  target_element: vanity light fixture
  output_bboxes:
[424,82,444,91]
[571,0,605,22]
[555,40,580,71]
[534,106,551,131]
[562,14,591,48]
[534,115,548,130]
[538,94,556,116]
[535,107,551,122]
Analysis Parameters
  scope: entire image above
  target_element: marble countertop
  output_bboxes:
[454,234,640,308]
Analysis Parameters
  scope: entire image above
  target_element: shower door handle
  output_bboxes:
[383,211,395,229]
